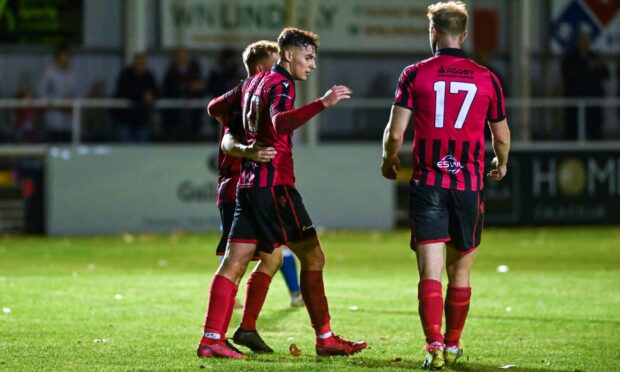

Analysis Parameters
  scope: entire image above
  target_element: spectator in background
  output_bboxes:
[37,43,78,143]
[162,48,205,142]
[206,48,244,98]
[617,60,620,130]
[561,31,609,140]
[204,49,243,138]
[13,90,42,143]
[114,53,158,143]
[82,80,113,143]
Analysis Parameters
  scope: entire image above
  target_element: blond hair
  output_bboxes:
[242,40,279,75]
[427,1,468,35]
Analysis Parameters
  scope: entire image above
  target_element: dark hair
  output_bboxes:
[277,27,319,56]
[54,43,71,58]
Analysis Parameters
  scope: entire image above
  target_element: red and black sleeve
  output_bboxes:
[487,71,506,123]
[207,82,243,122]
[269,81,325,134]
[393,65,418,110]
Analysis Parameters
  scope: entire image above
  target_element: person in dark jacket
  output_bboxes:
[114,53,158,142]
[162,48,205,142]
[561,31,610,140]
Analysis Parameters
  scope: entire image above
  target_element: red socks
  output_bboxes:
[221,284,238,338]
[444,286,471,347]
[201,275,237,344]
[418,279,444,344]
[300,270,332,336]
[240,271,272,331]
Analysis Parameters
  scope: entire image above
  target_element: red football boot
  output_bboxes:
[315,335,368,356]
[196,340,247,359]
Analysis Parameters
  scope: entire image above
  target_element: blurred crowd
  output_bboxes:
[6,35,620,144]
[11,44,244,144]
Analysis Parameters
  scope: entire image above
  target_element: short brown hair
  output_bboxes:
[427,1,468,35]
[242,40,279,74]
[277,27,319,56]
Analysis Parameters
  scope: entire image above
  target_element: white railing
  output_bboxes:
[0,97,618,145]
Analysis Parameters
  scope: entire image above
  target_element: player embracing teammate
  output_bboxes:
[197,27,367,359]
[382,1,510,370]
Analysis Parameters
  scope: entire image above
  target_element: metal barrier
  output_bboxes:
[0,97,618,145]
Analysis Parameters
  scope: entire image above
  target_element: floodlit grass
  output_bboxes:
[1,228,619,371]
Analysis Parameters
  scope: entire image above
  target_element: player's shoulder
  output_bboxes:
[267,69,292,88]
[399,61,423,80]
[465,58,494,75]
[401,55,447,78]
[465,59,502,86]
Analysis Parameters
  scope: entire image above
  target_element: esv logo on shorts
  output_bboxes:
[437,155,464,174]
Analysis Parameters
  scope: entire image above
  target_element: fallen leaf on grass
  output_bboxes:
[289,343,301,357]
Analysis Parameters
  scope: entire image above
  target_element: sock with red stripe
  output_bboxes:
[418,279,444,345]
[240,271,272,331]
[201,274,237,344]
[444,285,471,347]
[300,270,332,337]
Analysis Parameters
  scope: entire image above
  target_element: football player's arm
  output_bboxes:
[221,132,276,163]
[207,84,242,124]
[487,119,510,180]
[381,105,412,180]
[272,85,352,134]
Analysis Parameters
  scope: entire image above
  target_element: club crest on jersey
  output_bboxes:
[437,155,463,174]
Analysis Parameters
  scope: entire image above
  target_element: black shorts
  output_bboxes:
[409,182,485,254]
[229,185,317,253]
[217,202,260,260]
[216,203,235,256]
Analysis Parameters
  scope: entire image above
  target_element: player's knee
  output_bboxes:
[303,245,325,269]
[257,251,283,276]
[219,257,248,282]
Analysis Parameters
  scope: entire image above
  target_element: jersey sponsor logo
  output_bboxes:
[302,225,314,232]
[438,66,475,76]
[437,155,464,174]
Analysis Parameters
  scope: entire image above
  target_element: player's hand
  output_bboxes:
[246,143,277,163]
[487,156,507,181]
[320,85,352,107]
[381,155,400,180]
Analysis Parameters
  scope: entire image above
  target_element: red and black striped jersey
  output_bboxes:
[393,48,506,191]
[235,64,320,188]
[208,82,243,205]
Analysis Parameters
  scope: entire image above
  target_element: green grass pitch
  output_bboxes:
[1,228,619,371]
